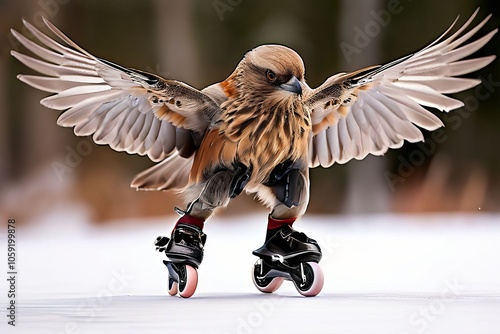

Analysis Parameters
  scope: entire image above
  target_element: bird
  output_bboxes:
[10,10,496,221]
[10,8,496,297]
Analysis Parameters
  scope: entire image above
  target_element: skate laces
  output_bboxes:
[278,225,313,244]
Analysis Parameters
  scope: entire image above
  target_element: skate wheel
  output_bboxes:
[252,261,284,293]
[178,265,198,298]
[167,277,178,296]
[253,276,284,293]
[294,262,324,297]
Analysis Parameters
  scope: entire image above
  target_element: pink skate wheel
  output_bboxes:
[252,264,284,293]
[253,276,285,293]
[295,262,324,297]
[167,278,178,296]
[178,265,198,298]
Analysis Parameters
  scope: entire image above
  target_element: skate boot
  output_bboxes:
[251,224,324,297]
[155,222,207,298]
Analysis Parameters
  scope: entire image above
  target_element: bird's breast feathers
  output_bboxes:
[191,98,311,184]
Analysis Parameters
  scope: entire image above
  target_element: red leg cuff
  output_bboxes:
[176,214,205,230]
[267,216,296,230]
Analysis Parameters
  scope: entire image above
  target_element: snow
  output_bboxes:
[1,212,500,334]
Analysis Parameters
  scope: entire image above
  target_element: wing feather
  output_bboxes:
[346,112,362,158]
[399,77,480,94]
[130,151,194,191]
[325,124,340,167]
[314,130,331,167]
[94,100,130,143]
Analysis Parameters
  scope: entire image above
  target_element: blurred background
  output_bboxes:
[0,0,499,224]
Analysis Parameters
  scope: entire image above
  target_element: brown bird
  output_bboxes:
[11,9,496,297]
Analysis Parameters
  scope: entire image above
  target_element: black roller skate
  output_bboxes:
[252,225,324,297]
[155,223,207,298]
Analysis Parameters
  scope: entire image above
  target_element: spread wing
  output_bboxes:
[306,9,497,167]
[11,18,222,162]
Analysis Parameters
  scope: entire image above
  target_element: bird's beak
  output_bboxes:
[280,76,302,95]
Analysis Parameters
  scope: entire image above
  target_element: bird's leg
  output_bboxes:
[255,166,310,243]
[198,169,234,211]
[179,165,251,221]
[264,161,308,208]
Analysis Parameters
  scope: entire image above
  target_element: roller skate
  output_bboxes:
[155,218,207,298]
[251,224,324,297]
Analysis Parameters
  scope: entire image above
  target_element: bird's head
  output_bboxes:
[234,45,305,101]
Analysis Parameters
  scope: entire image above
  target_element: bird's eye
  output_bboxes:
[266,70,277,82]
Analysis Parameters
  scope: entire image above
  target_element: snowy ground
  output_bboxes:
[1,211,500,334]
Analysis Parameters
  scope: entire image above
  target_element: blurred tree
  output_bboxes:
[152,0,201,86]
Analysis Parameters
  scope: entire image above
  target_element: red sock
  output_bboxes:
[267,216,296,230]
[266,216,295,241]
[174,214,205,230]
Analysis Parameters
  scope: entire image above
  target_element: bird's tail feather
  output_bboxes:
[131,152,193,191]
